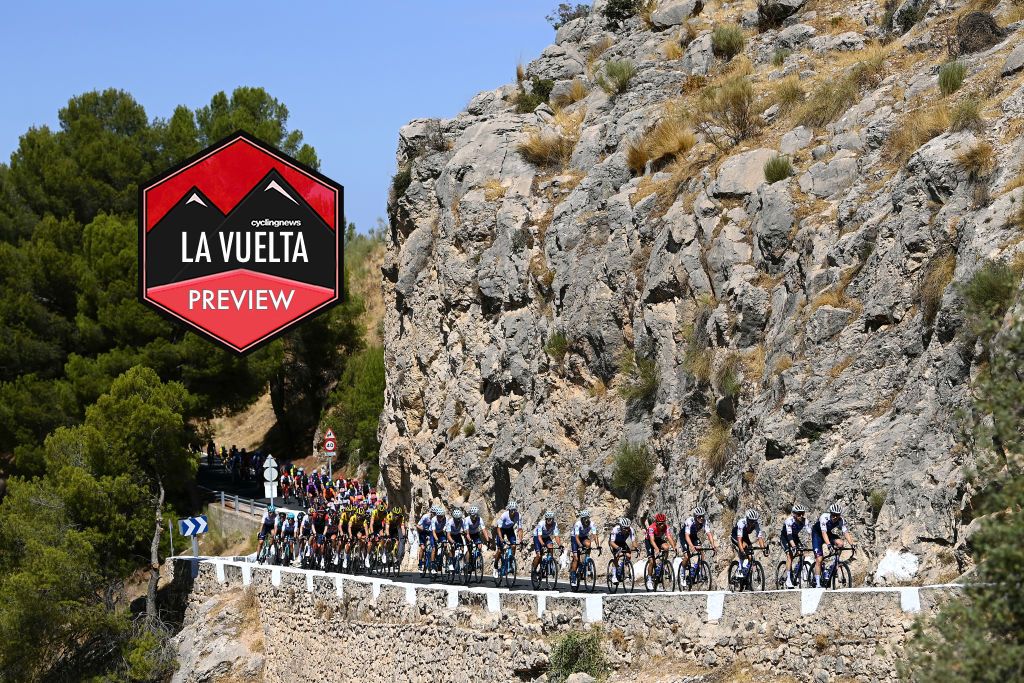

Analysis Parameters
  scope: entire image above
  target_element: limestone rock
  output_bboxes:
[798,150,859,198]
[758,0,806,27]
[713,148,776,197]
[650,0,703,29]
[1003,42,1024,76]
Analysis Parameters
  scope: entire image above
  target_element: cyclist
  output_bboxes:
[569,509,597,587]
[780,503,809,588]
[384,505,406,563]
[445,508,468,571]
[429,506,449,572]
[280,471,292,501]
[812,502,856,587]
[680,506,718,584]
[532,511,561,574]
[257,504,277,558]
[464,505,489,561]
[493,501,523,578]
[645,513,677,588]
[608,517,637,584]
[281,512,297,564]
[310,506,328,566]
[369,503,388,552]
[297,509,313,564]
[416,506,435,571]
[324,505,340,565]
[732,509,766,580]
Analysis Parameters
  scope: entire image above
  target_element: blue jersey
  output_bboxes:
[417,513,433,530]
[572,519,596,539]
[464,515,485,535]
[781,514,806,542]
[812,513,848,540]
[445,518,466,536]
[495,510,522,530]
[609,524,635,547]
[534,521,559,539]
[431,516,448,535]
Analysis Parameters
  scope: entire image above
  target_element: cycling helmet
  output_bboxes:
[436,507,447,516]
[655,513,667,524]
[392,506,402,515]
[544,510,555,520]
[618,517,631,528]
[307,507,315,515]
[452,508,464,519]
[745,509,760,521]
[507,501,518,511]
[287,512,295,520]
[693,506,706,517]
[268,504,276,513]
[297,511,305,519]
[579,509,591,519]
[468,505,480,516]
[829,502,844,515]
[430,504,441,515]
[791,503,806,514]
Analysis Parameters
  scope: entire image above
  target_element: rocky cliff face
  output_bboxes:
[379,0,1024,583]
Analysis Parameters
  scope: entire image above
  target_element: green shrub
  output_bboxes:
[938,61,966,97]
[463,422,476,437]
[602,0,639,29]
[772,48,792,67]
[764,154,793,183]
[695,75,758,148]
[597,59,636,96]
[549,630,609,682]
[711,24,746,60]
[516,77,556,113]
[869,489,887,521]
[920,253,956,325]
[611,442,655,498]
[545,331,570,363]
[715,352,744,398]
[546,2,590,29]
[961,260,1020,341]
[616,348,659,403]
[949,96,983,132]
[797,79,858,128]
[390,165,412,201]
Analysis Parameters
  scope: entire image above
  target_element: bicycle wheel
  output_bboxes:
[606,559,619,594]
[494,554,504,587]
[728,561,740,591]
[473,552,484,585]
[696,560,713,591]
[800,560,814,587]
[835,563,853,589]
[658,562,673,592]
[775,561,788,589]
[751,561,765,591]
[531,561,542,590]
[506,556,518,589]
[583,558,597,593]
[623,559,636,592]
[548,558,559,590]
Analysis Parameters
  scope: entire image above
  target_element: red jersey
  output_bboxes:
[647,522,671,543]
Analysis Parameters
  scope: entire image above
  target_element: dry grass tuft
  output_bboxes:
[957,140,995,182]
[641,118,696,172]
[948,97,984,133]
[568,78,589,104]
[773,77,806,115]
[587,35,615,73]
[663,37,683,60]
[773,355,794,375]
[693,417,734,475]
[888,105,950,165]
[920,252,956,324]
[743,345,766,381]
[517,108,585,168]
[482,178,507,202]
[695,75,759,149]
[828,355,855,379]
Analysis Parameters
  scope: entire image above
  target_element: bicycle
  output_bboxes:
[606,548,636,594]
[428,540,448,581]
[466,541,485,585]
[493,540,518,589]
[569,545,601,592]
[531,544,562,590]
[820,545,856,589]
[775,544,813,590]
[644,548,675,592]
[728,543,769,592]
[679,547,715,591]
[445,543,469,585]
[280,536,296,566]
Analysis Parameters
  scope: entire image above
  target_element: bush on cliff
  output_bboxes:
[611,441,655,501]
[549,630,608,682]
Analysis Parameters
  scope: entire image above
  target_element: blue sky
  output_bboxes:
[0,1,561,232]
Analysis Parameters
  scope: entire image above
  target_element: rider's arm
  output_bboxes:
[707,529,717,551]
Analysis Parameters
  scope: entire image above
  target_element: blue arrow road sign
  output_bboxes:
[178,515,208,537]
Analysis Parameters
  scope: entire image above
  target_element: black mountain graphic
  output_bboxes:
[146,170,337,289]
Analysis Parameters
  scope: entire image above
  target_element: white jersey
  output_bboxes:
[734,517,764,541]
[445,518,466,535]
[681,516,709,538]
[495,510,522,530]
[417,513,433,530]
[534,521,560,538]
[609,524,635,545]
[464,515,485,535]
[572,519,597,538]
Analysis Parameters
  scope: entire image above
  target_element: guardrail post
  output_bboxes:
[250,498,254,515]
[234,494,239,511]
[220,491,225,508]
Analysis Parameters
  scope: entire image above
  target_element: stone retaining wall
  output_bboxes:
[178,558,957,682]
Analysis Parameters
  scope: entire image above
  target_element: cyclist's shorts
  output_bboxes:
[450,535,467,547]
[258,528,271,540]
[781,533,804,553]
[387,526,402,540]
[571,536,589,553]
[496,527,516,545]
[325,530,338,540]
[812,532,826,556]
[645,538,657,558]
[469,531,483,545]
[417,529,429,545]
[533,535,553,553]
[428,534,443,548]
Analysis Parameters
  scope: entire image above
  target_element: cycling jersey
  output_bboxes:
[534,521,559,539]
[646,522,670,544]
[429,516,448,547]
[445,518,467,545]
[732,518,763,545]
[464,515,485,537]
[311,514,328,535]
[299,517,313,536]
[258,513,275,539]
[495,510,522,530]
[571,519,596,553]
[681,516,709,548]
[811,513,848,556]
[416,513,433,544]
[780,514,807,547]
[609,524,635,548]
[281,520,296,539]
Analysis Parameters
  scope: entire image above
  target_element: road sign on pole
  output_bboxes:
[178,515,209,537]
[264,482,279,500]
[263,455,278,506]
[324,428,336,441]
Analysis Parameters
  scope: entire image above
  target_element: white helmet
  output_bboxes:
[468,505,480,516]
[791,503,806,514]
[745,509,760,521]
[618,517,631,528]
[544,510,555,520]
[431,505,441,515]
[693,506,706,517]
[579,509,591,519]
[829,502,844,515]
[452,508,464,519]
[507,501,518,511]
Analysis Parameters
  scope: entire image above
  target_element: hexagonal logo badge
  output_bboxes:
[139,131,343,353]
